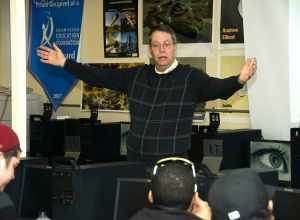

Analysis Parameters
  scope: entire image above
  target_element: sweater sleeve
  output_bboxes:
[64,59,142,93]
[190,68,243,102]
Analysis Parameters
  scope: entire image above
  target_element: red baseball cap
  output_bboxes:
[0,124,20,153]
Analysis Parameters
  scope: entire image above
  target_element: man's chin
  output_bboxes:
[156,64,169,71]
[157,61,170,68]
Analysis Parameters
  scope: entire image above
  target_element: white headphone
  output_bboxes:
[153,157,198,192]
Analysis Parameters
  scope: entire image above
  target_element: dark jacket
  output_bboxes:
[130,207,203,220]
[0,192,19,220]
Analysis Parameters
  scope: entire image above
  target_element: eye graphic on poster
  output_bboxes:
[250,141,291,182]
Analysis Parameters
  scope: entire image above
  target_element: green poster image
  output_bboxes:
[81,63,143,111]
[143,0,213,44]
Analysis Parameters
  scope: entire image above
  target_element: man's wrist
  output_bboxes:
[237,75,246,85]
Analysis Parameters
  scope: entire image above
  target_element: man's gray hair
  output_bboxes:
[148,24,177,45]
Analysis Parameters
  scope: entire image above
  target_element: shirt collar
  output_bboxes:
[155,59,178,74]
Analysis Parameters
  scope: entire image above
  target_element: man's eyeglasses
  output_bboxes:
[150,41,173,50]
[152,157,197,192]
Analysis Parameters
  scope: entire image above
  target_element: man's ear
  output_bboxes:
[148,190,154,204]
[267,200,273,212]
[148,46,153,58]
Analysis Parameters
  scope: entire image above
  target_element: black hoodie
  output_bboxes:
[0,192,19,220]
[130,207,203,220]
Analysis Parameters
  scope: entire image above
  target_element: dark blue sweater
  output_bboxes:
[64,60,242,158]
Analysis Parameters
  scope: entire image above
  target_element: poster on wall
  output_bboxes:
[28,0,84,110]
[250,141,291,182]
[143,0,213,44]
[219,56,249,110]
[81,63,143,111]
[220,0,244,44]
[103,0,138,58]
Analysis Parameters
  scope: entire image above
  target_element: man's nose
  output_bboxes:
[159,45,166,52]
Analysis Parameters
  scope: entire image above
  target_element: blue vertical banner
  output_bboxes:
[28,0,84,110]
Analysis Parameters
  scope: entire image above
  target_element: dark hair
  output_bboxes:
[148,24,177,45]
[246,209,274,220]
[4,149,20,163]
[151,162,195,210]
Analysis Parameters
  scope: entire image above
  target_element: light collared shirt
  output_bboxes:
[155,59,178,74]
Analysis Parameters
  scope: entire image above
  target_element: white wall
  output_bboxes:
[289,0,300,123]
[243,0,298,140]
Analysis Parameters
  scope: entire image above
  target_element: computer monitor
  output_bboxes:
[4,158,48,213]
[79,122,124,164]
[113,178,150,220]
[29,115,65,160]
[273,189,300,220]
[18,165,52,218]
[250,140,291,183]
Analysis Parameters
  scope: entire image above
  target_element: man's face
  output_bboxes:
[149,31,176,72]
[0,153,20,191]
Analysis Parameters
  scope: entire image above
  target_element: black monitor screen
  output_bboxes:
[250,140,291,182]
[274,189,300,220]
[113,178,150,220]
[18,165,52,218]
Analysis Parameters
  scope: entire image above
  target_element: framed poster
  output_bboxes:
[219,56,249,110]
[104,0,139,57]
[81,63,143,111]
[220,0,244,45]
[143,0,213,44]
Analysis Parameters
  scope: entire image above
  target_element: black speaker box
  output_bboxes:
[29,115,65,159]
[78,122,126,164]
[52,162,147,220]
[291,128,300,188]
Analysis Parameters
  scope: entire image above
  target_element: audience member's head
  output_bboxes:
[208,168,274,220]
[148,157,211,220]
[0,124,21,191]
[150,157,196,209]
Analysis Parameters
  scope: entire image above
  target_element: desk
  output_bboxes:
[189,129,262,170]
